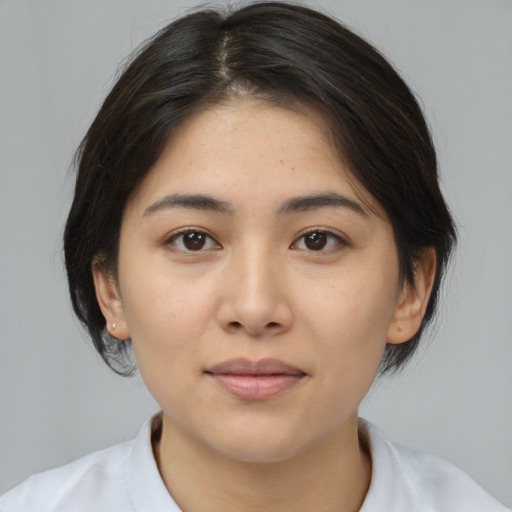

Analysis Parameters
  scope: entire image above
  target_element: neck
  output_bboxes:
[154,413,371,512]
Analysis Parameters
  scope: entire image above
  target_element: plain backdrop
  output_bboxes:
[1,0,511,506]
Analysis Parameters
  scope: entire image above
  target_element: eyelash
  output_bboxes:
[290,228,347,253]
[165,228,221,252]
[164,228,347,253]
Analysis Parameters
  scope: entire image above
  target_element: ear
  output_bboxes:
[387,248,437,345]
[92,258,131,340]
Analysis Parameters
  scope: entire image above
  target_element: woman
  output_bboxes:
[1,2,509,511]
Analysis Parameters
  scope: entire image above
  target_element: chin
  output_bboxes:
[203,419,319,464]
[216,438,303,464]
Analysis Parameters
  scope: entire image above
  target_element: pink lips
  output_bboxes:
[205,358,306,400]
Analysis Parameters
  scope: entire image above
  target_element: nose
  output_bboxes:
[217,245,293,338]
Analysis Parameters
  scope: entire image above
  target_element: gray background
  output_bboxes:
[1,0,511,506]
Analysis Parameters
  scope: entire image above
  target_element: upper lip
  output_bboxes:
[206,358,306,376]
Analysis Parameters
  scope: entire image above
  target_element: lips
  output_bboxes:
[205,358,306,400]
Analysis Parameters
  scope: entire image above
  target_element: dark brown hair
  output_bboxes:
[64,2,456,375]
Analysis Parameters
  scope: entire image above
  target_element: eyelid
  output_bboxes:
[164,227,222,251]
[290,227,349,252]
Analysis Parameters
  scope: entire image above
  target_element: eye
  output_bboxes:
[292,230,345,252]
[166,229,220,252]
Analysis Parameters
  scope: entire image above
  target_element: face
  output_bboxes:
[95,100,424,463]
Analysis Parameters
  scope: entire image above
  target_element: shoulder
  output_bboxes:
[360,419,510,512]
[0,437,134,512]
[0,414,181,512]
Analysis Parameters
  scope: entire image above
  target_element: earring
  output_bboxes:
[112,322,117,330]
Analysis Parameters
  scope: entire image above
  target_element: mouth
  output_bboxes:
[204,358,307,400]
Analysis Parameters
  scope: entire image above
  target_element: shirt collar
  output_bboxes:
[124,414,424,512]
[358,418,426,512]
[125,413,182,512]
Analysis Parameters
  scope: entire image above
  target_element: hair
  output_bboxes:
[64,1,456,375]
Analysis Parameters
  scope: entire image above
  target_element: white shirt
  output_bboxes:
[1,415,509,512]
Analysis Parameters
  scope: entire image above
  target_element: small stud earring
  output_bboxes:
[112,322,117,330]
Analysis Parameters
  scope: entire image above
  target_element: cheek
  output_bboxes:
[302,273,396,341]
[119,261,219,376]
[296,265,398,378]
[123,273,214,417]
[121,251,217,333]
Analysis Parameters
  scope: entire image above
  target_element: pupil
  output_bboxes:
[184,232,205,250]
[305,232,327,250]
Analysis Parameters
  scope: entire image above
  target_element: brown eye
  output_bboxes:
[304,232,328,250]
[292,230,344,252]
[183,232,206,250]
[168,230,219,252]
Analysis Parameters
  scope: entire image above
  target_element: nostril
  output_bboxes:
[226,320,282,334]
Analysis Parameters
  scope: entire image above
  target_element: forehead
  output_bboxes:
[127,99,381,217]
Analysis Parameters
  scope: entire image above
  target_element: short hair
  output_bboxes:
[64,2,457,375]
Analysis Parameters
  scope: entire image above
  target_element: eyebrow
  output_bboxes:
[277,192,368,217]
[143,194,233,216]
[143,191,369,218]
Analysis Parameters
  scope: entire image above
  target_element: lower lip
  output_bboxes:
[208,374,304,400]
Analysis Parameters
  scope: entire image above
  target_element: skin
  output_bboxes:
[94,100,435,512]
